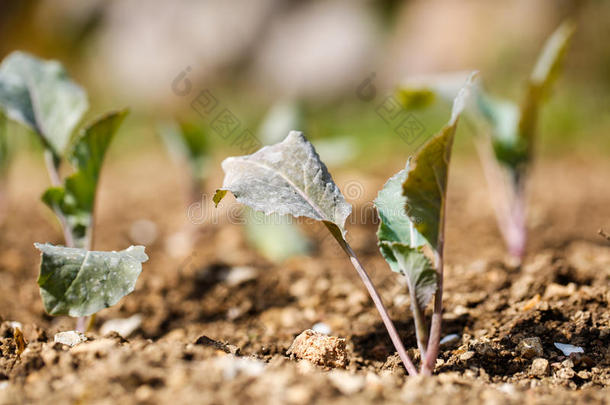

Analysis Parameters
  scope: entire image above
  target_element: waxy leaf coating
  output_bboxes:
[35,243,148,317]
[0,51,88,157]
[402,74,474,251]
[214,131,352,237]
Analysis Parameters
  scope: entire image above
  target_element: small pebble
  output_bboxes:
[553,342,584,356]
[459,351,475,361]
[530,358,549,377]
[54,331,87,347]
[440,334,460,347]
[518,337,543,359]
[327,370,365,395]
[312,322,331,335]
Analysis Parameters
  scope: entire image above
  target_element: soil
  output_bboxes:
[0,151,609,404]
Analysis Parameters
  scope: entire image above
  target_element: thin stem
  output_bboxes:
[421,250,443,375]
[43,150,75,248]
[409,293,428,359]
[326,224,418,376]
[475,138,527,260]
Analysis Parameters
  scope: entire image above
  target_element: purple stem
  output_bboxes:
[326,224,418,376]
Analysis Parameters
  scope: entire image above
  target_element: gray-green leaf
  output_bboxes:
[0,51,88,157]
[214,131,352,238]
[380,242,436,308]
[35,243,148,317]
[402,73,475,251]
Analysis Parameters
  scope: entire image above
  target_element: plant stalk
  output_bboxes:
[43,150,75,248]
[326,223,418,376]
[409,292,428,359]
[421,250,444,375]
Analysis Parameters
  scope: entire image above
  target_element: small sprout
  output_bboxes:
[376,73,475,375]
[0,51,144,331]
[395,21,575,260]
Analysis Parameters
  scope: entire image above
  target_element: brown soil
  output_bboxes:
[0,151,609,404]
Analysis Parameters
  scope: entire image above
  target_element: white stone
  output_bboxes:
[312,322,331,335]
[554,342,584,356]
[54,331,87,347]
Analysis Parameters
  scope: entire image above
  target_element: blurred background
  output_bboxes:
[1,0,609,168]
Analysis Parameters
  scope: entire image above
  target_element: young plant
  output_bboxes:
[396,21,574,260]
[0,51,147,330]
[375,74,474,375]
[158,120,211,203]
[213,131,418,375]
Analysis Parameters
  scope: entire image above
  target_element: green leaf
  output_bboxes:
[375,163,427,249]
[380,242,436,308]
[158,120,210,181]
[402,73,475,251]
[396,71,474,110]
[35,243,148,317]
[0,51,88,157]
[243,207,310,262]
[518,20,575,152]
[214,131,352,239]
[42,110,128,247]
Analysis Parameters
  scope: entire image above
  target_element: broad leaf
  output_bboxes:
[214,131,352,238]
[35,243,148,317]
[42,110,128,247]
[402,73,474,251]
[0,51,88,157]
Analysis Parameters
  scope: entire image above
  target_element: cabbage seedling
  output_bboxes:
[376,74,474,375]
[213,131,418,375]
[396,21,574,260]
[0,51,147,329]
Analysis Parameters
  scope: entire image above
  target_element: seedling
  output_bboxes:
[213,131,419,375]
[376,74,474,375]
[0,51,147,330]
[396,21,574,260]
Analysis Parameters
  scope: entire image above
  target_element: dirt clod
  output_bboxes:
[287,329,348,368]
[531,358,549,377]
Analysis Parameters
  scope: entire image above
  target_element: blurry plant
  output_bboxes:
[158,120,211,202]
[0,51,146,331]
[396,21,574,260]
[375,74,473,375]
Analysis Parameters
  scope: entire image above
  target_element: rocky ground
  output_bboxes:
[0,152,609,404]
